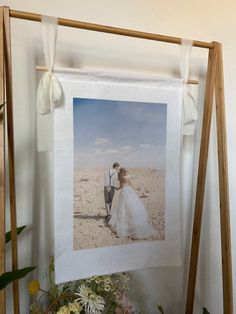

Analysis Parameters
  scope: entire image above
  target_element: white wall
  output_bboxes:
[0,0,235,313]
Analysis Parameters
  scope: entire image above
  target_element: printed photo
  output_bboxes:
[54,74,182,282]
[73,98,167,250]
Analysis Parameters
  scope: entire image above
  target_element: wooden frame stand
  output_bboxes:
[0,7,5,314]
[0,7,233,314]
[185,42,233,314]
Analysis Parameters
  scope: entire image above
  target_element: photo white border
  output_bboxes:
[54,72,183,283]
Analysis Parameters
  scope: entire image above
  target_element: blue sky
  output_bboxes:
[73,98,167,170]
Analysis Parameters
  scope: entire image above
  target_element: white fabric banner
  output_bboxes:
[53,71,183,283]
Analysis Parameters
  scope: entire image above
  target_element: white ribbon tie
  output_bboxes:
[180,38,198,135]
[36,15,62,114]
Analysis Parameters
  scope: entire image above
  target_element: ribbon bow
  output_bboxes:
[36,15,62,114]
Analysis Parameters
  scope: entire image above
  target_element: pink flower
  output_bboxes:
[116,292,137,314]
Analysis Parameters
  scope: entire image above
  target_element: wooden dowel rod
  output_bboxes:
[187,80,199,85]
[185,42,218,314]
[35,66,199,85]
[0,6,5,314]
[3,7,20,313]
[215,42,233,314]
[8,8,213,49]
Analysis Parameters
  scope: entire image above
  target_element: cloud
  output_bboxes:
[120,145,132,151]
[94,149,104,155]
[94,146,133,155]
[105,149,121,154]
[95,137,111,145]
[140,144,155,149]
[118,102,166,124]
[75,145,165,170]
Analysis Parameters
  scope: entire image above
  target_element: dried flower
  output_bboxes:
[67,301,81,313]
[103,275,112,284]
[57,301,81,314]
[28,280,40,295]
[75,284,105,313]
[116,292,137,314]
[104,284,111,292]
[95,277,101,284]
[29,303,44,314]
[29,257,138,314]
[56,305,70,314]
[119,273,130,285]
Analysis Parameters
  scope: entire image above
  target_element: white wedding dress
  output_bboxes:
[109,177,154,240]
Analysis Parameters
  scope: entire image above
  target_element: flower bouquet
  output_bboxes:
[29,257,138,314]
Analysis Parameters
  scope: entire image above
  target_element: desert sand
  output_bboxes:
[73,168,165,250]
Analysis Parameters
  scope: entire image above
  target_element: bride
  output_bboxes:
[109,167,155,239]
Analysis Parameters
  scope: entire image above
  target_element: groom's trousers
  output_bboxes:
[104,186,115,214]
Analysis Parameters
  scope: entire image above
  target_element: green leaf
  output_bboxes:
[104,302,117,314]
[157,303,165,314]
[203,307,210,314]
[5,225,27,243]
[0,266,36,290]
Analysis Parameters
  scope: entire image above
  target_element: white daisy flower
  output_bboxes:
[75,284,105,314]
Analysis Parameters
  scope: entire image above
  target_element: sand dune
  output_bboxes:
[73,168,165,250]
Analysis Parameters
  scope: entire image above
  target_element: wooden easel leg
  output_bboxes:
[185,43,218,314]
[0,6,6,314]
[3,6,20,313]
[215,42,233,314]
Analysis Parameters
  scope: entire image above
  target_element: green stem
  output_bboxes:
[39,288,49,294]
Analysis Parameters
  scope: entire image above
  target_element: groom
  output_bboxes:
[104,162,120,221]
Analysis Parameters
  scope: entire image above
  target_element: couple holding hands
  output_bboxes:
[104,162,154,240]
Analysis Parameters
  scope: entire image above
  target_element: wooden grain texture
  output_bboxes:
[185,43,218,314]
[215,42,233,314]
[0,6,5,314]
[9,9,213,49]
[3,6,20,314]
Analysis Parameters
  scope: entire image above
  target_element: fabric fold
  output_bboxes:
[37,15,62,115]
[180,38,198,135]
[36,15,62,151]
